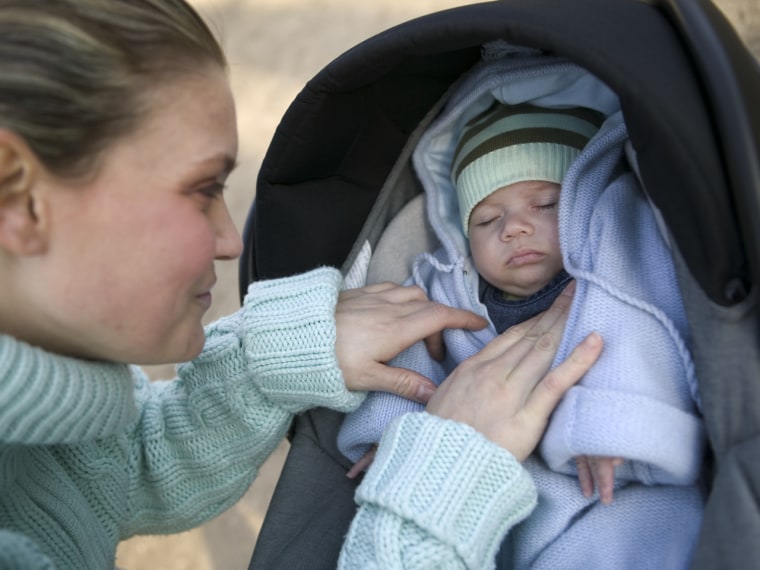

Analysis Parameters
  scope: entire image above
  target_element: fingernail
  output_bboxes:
[563,280,577,295]
[587,331,602,346]
[416,384,435,403]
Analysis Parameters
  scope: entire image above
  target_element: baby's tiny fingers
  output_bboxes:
[576,456,594,497]
[346,447,377,479]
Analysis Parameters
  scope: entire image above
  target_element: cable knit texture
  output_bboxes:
[0,267,363,569]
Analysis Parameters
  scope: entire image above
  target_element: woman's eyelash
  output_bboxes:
[537,202,557,211]
[200,182,226,198]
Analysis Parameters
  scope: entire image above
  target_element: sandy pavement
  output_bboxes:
[116,1,758,568]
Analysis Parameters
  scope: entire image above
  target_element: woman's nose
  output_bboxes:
[214,201,243,260]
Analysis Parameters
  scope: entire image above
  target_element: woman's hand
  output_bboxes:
[335,282,488,403]
[426,282,603,461]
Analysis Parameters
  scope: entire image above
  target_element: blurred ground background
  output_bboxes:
[117,1,758,568]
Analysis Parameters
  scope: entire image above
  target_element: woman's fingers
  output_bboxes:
[339,281,406,297]
[521,280,576,341]
[335,282,488,396]
[475,280,575,363]
[427,325,602,462]
[523,332,603,421]
[336,278,600,465]
[354,362,437,403]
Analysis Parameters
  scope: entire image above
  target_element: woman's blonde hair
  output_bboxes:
[0,0,226,178]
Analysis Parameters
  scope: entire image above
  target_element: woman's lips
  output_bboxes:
[195,291,213,309]
[195,279,216,309]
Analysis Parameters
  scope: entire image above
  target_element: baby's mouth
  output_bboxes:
[507,249,546,267]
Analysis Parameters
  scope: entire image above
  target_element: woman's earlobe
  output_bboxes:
[0,195,48,255]
[0,134,48,255]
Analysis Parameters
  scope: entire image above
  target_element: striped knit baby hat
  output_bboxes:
[451,102,604,235]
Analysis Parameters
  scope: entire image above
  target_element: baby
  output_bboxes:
[339,102,619,501]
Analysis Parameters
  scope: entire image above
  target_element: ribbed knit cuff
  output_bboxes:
[242,267,364,413]
[357,412,537,568]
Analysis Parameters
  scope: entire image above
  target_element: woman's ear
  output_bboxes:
[0,130,48,255]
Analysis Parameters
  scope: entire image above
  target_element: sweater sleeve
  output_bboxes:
[120,267,365,535]
[338,412,537,569]
[0,335,137,444]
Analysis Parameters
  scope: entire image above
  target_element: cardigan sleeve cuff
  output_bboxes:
[356,412,537,569]
[242,267,365,413]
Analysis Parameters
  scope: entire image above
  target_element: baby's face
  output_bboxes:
[467,180,563,297]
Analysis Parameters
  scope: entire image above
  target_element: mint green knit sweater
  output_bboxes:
[0,267,536,569]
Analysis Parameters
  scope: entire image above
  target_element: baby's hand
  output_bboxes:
[575,455,623,504]
[346,445,378,479]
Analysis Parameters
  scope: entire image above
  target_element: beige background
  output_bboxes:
[116,1,759,568]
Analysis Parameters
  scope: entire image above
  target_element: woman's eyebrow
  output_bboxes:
[198,154,238,179]
[222,155,238,175]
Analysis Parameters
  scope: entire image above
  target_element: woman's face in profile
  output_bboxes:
[25,66,242,364]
